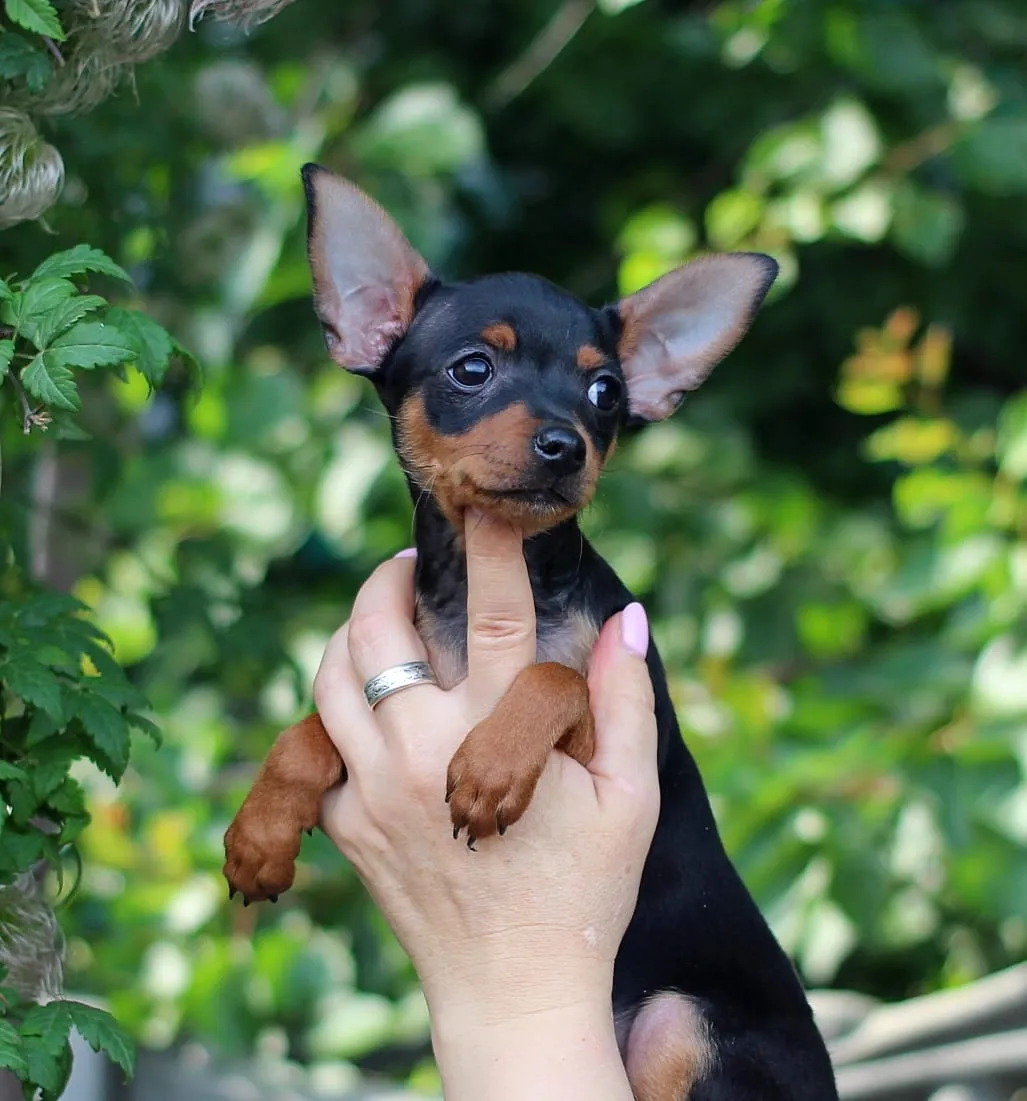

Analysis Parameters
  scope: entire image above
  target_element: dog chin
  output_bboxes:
[437,482,585,533]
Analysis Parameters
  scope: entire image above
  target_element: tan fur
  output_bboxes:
[447,661,595,841]
[223,713,344,900]
[481,322,517,352]
[624,993,716,1101]
[397,395,600,535]
[577,343,606,370]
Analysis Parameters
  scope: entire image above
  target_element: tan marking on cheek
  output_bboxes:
[398,396,557,530]
[577,343,606,371]
[481,322,517,352]
[571,418,603,510]
[624,993,715,1101]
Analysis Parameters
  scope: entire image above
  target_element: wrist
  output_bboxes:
[420,937,615,1029]
[430,998,631,1101]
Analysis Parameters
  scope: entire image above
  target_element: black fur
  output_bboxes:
[357,269,839,1100]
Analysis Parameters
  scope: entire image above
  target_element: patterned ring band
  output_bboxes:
[363,661,438,709]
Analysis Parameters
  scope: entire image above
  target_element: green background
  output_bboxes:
[3,0,1027,1091]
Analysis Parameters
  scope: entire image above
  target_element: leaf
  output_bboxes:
[30,245,130,285]
[0,279,76,335]
[0,827,44,875]
[3,0,65,40]
[0,1019,27,1079]
[29,742,76,801]
[21,1033,69,1096]
[64,1003,135,1077]
[953,113,1027,196]
[0,32,51,92]
[21,353,80,412]
[75,694,130,778]
[31,295,108,349]
[0,277,11,300]
[891,182,964,267]
[128,712,162,745]
[20,1002,72,1051]
[0,339,13,382]
[2,658,65,720]
[997,393,1027,482]
[48,321,136,369]
[105,307,175,387]
[0,761,29,782]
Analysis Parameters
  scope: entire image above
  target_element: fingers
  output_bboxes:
[313,557,430,762]
[585,604,659,802]
[345,555,437,720]
[464,511,536,706]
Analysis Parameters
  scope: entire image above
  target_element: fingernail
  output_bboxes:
[621,602,649,658]
[393,547,417,559]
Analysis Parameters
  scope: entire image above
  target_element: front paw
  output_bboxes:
[446,725,544,847]
[223,798,312,904]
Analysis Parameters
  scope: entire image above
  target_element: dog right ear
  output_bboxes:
[301,164,431,375]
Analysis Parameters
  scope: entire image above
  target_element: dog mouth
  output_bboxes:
[483,485,576,510]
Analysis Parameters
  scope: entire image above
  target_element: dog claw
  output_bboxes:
[243,898,251,908]
[268,894,278,904]
[228,888,237,900]
[497,816,507,837]
[306,828,314,837]
[466,836,477,851]
[453,824,460,840]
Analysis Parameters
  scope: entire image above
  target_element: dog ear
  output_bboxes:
[302,164,431,374]
[614,253,778,422]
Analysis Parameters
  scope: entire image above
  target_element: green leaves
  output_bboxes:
[0,1020,28,1078]
[21,353,80,411]
[105,307,176,386]
[31,245,131,285]
[63,1002,134,1077]
[953,112,1027,196]
[2,243,185,434]
[0,32,51,91]
[3,0,65,40]
[47,321,137,369]
[0,590,158,869]
[1,1000,134,1101]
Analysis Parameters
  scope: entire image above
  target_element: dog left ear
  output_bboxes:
[614,253,778,422]
[302,164,431,374]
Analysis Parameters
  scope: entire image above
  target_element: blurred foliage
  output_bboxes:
[2,0,1027,1093]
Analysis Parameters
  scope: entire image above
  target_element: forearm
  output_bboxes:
[430,1002,633,1101]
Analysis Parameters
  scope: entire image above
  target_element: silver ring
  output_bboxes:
[363,661,437,709]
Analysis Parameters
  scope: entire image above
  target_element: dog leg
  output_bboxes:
[624,992,715,1101]
[223,712,344,903]
[446,662,594,845]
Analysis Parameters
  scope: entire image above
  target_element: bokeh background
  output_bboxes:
[3,0,1027,1095]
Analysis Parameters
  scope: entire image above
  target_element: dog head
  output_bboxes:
[302,165,777,535]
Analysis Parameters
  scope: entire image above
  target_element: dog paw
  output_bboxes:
[446,731,544,846]
[223,800,310,904]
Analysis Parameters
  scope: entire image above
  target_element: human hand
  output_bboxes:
[316,512,659,1030]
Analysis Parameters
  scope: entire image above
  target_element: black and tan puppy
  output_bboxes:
[223,165,838,1101]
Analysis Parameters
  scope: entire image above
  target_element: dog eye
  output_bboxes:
[587,375,622,412]
[447,356,493,390]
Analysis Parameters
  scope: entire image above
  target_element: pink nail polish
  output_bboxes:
[394,548,417,559]
[621,603,649,658]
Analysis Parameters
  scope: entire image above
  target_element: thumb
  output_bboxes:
[585,603,658,791]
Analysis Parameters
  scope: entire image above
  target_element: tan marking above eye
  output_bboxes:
[481,322,517,352]
[577,343,606,370]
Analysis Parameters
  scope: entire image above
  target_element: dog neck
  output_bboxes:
[409,488,589,619]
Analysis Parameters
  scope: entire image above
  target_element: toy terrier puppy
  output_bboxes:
[223,164,838,1101]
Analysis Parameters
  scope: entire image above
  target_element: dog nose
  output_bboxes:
[533,424,586,476]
